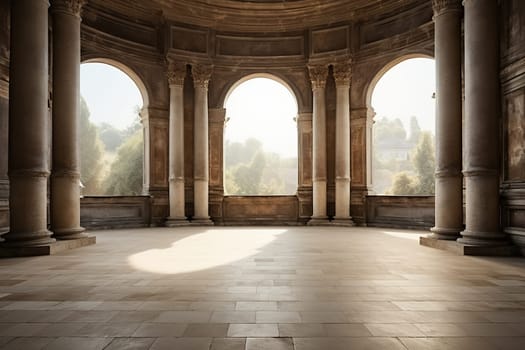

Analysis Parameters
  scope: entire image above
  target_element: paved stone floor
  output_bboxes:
[0,226,524,349]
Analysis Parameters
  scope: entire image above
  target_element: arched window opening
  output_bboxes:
[371,57,436,195]
[79,62,144,196]
[224,76,298,195]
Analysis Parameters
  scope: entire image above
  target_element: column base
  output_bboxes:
[330,217,355,227]
[307,217,331,226]
[420,236,518,256]
[53,227,87,240]
[191,217,215,226]
[0,235,96,257]
[429,226,462,240]
[165,217,191,227]
[0,229,55,248]
[458,229,509,247]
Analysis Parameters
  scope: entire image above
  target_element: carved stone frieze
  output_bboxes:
[191,64,213,89]
[307,64,328,90]
[432,0,462,16]
[51,0,87,17]
[167,61,186,87]
[333,61,352,86]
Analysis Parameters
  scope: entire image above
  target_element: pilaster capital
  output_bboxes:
[333,61,352,87]
[432,0,462,17]
[191,64,213,90]
[51,0,87,17]
[308,65,328,90]
[167,61,186,87]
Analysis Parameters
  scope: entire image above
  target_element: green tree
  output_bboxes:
[231,151,266,195]
[103,130,144,195]
[412,132,435,194]
[374,117,407,143]
[98,123,123,152]
[390,172,418,195]
[79,97,105,194]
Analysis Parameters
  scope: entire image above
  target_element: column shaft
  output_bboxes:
[430,0,463,239]
[3,0,55,247]
[308,65,329,224]
[459,0,506,246]
[333,63,354,225]
[166,62,188,226]
[50,0,86,240]
[192,64,213,225]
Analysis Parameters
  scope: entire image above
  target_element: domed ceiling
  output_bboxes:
[87,0,425,33]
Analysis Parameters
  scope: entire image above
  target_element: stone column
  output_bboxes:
[50,0,86,240]
[430,0,463,240]
[459,0,506,246]
[307,65,329,225]
[333,62,355,226]
[191,64,213,225]
[166,61,189,226]
[2,0,55,247]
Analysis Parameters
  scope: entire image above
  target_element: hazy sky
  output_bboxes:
[80,58,435,153]
[371,58,435,134]
[224,77,298,158]
[80,63,143,130]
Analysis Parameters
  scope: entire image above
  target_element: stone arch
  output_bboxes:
[365,52,434,112]
[222,73,300,111]
[365,53,436,195]
[222,73,300,196]
[79,58,149,196]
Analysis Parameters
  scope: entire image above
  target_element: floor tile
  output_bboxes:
[227,324,279,337]
[183,323,229,337]
[41,337,112,350]
[104,337,155,350]
[149,337,212,350]
[245,337,294,350]
[132,323,187,337]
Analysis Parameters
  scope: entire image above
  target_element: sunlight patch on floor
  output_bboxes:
[381,230,425,241]
[127,228,287,274]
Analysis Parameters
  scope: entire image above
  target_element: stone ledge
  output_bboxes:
[420,236,519,256]
[0,236,96,258]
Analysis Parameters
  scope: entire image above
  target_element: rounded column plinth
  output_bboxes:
[165,217,191,227]
[458,174,508,246]
[1,176,54,247]
[51,173,86,240]
[430,174,462,240]
[429,227,463,240]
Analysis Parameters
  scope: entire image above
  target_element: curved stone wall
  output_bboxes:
[77,0,434,225]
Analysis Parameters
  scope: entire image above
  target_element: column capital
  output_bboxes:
[51,0,87,17]
[167,61,186,87]
[192,64,213,90]
[432,0,462,17]
[308,65,328,90]
[333,61,352,87]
